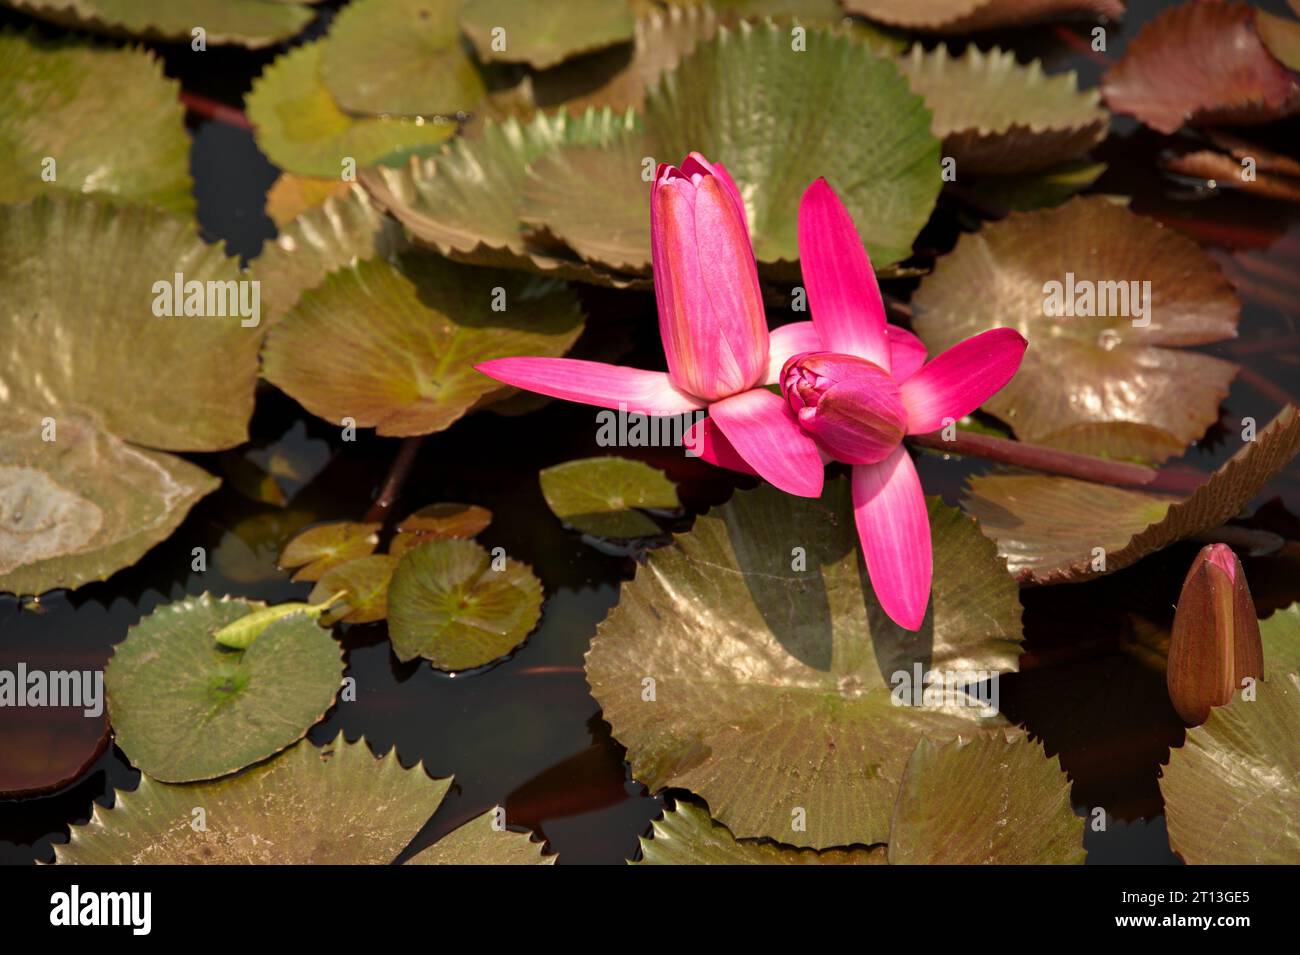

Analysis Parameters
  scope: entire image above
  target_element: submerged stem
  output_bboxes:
[364,436,425,524]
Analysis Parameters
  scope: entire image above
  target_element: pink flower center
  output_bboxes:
[780,351,907,465]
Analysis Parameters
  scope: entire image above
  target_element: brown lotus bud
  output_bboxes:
[1166,544,1264,726]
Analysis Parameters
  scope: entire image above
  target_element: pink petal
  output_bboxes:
[886,326,928,382]
[765,321,824,384]
[475,357,706,417]
[898,328,1027,435]
[683,416,758,476]
[797,177,890,370]
[852,449,931,631]
[684,152,747,228]
[709,389,824,497]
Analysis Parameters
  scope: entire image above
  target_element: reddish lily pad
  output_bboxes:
[279,521,381,582]
[842,0,1123,32]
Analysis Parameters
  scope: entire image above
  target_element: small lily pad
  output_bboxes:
[407,809,555,864]
[842,0,1123,32]
[279,521,381,582]
[539,456,679,538]
[308,554,398,625]
[265,173,350,227]
[261,254,584,437]
[461,0,635,69]
[397,503,493,538]
[2,0,314,47]
[104,594,344,783]
[1161,674,1300,864]
[387,539,543,671]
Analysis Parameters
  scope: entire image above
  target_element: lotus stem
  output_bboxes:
[364,436,424,524]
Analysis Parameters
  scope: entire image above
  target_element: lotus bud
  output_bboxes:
[1167,544,1264,726]
[650,153,769,402]
[780,351,908,464]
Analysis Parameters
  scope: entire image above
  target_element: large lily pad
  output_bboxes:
[911,197,1240,463]
[842,0,1123,32]
[898,44,1107,177]
[1262,605,1300,677]
[461,0,635,70]
[388,539,543,671]
[586,480,1023,847]
[105,594,344,782]
[519,20,940,271]
[261,254,584,436]
[2,0,314,47]
[247,40,456,178]
[1103,1,1300,134]
[888,734,1084,864]
[321,0,484,117]
[407,810,555,864]
[539,456,680,538]
[55,734,450,864]
[962,405,1300,585]
[1161,674,1300,864]
[0,30,192,213]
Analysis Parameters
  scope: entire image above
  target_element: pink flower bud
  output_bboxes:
[779,351,907,464]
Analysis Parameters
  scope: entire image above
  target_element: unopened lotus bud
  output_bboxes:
[780,351,907,464]
[1167,544,1263,726]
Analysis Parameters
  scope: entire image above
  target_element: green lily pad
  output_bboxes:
[519,19,940,271]
[247,40,457,178]
[0,417,217,596]
[261,254,584,437]
[1161,674,1300,864]
[888,734,1085,864]
[539,456,679,538]
[842,0,1122,33]
[586,480,1023,847]
[962,405,1300,585]
[279,521,381,582]
[461,0,634,69]
[56,734,451,864]
[359,108,640,284]
[387,539,543,671]
[636,798,886,864]
[2,0,314,47]
[321,0,484,117]
[308,554,398,625]
[0,30,192,213]
[407,809,555,864]
[104,594,344,783]
[1262,605,1300,677]
[911,197,1239,464]
[976,159,1107,213]
[898,44,1107,177]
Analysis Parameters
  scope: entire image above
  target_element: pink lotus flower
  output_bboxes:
[477,156,1027,632]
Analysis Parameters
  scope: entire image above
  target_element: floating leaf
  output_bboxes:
[1262,605,1300,677]
[842,0,1123,32]
[898,45,1107,176]
[461,0,635,69]
[397,503,493,538]
[539,456,679,538]
[279,521,381,582]
[247,40,456,177]
[911,197,1239,463]
[2,0,314,47]
[636,798,886,864]
[1257,9,1300,71]
[888,734,1085,864]
[265,173,350,227]
[1162,150,1300,205]
[519,20,940,271]
[261,255,584,436]
[0,30,192,213]
[407,809,555,864]
[388,539,543,670]
[105,595,344,783]
[308,554,398,625]
[56,734,450,864]
[963,405,1300,585]
[321,0,484,117]
[586,480,1022,847]
[976,159,1107,212]
[1102,1,1300,134]
[1161,674,1300,864]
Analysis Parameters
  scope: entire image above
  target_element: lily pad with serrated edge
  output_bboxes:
[387,539,543,671]
[586,480,1023,847]
[962,405,1300,585]
[308,554,398,624]
[321,0,484,117]
[2,0,314,47]
[898,45,1107,177]
[1103,1,1300,134]
[279,521,381,582]
[359,107,641,285]
[0,30,192,213]
[104,594,344,783]
[911,196,1239,464]
[247,40,457,178]
[539,456,679,539]
[261,254,584,437]
[842,0,1123,33]
[1161,674,1300,864]
[518,19,940,272]
[888,734,1085,864]
[407,809,555,864]
[460,0,635,70]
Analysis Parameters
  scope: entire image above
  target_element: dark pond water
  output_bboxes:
[2,0,1298,865]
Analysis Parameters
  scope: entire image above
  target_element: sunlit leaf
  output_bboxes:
[842,0,1123,32]
[586,480,1022,847]
[279,521,381,582]
[407,809,555,864]
[2,0,314,47]
[461,0,635,70]
[397,503,493,538]
[1262,605,1300,677]
[265,173,350,227]
[308,554,398,625]
[539,456,679,538]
